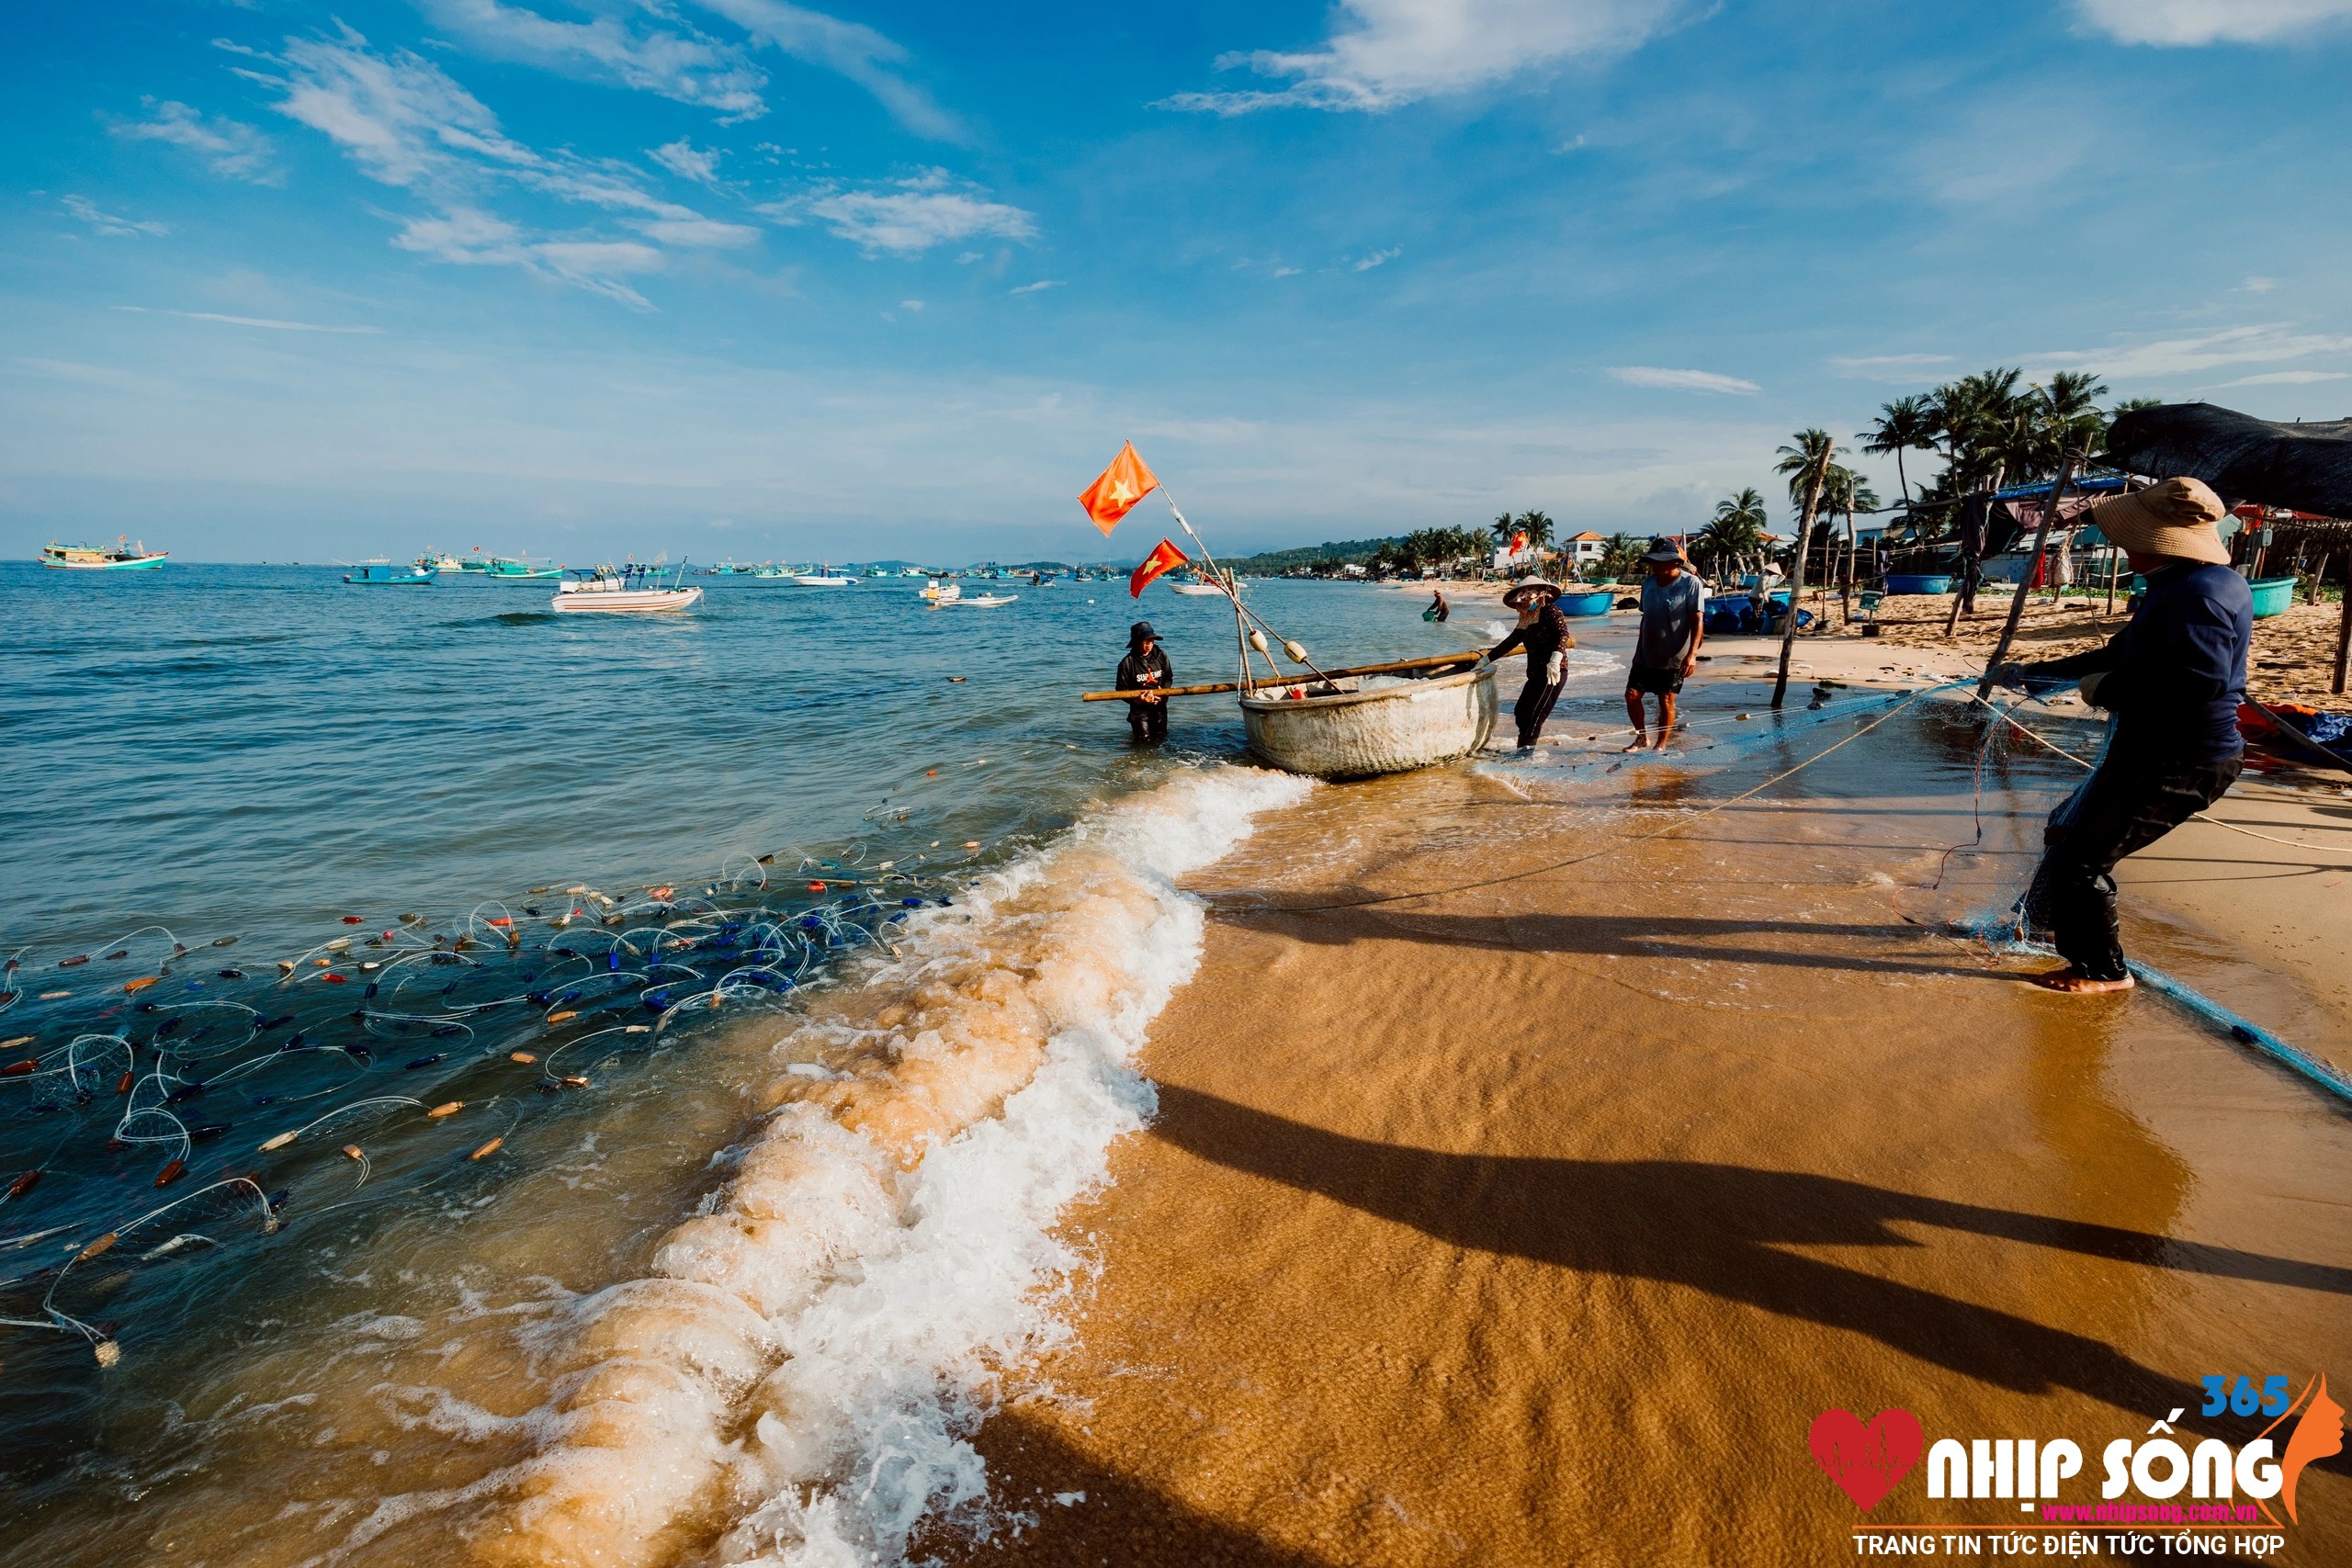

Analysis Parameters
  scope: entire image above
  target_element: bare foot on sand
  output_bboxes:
[2033,967,2135,995]
[1621,737,1647,753]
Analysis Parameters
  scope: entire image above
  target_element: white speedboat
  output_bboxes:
[793,565,855,586]
[552,563,703,614]
[945,592,1016,607]
[920,578,961,603]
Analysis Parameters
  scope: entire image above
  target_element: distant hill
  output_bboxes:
[1217,536,1408,575]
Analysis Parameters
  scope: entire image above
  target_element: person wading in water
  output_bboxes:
[2001,478,2252,995]
[1116,620,1173,745]
[1624,538,1705,751]
[1489,576,1572,750]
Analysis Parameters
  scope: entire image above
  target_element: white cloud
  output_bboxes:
[2215,370,2349,387]
[649,139,723,183]
[256,28,763,303]
[1271,265,1302,277]
[111,99,277,183]
[694,0,962,140]
[2032,323,2352,381]
[899,299,924,310]
[1008,279,1062,295]
[421,0,767,118]
[779,170,1034,254]
[2075,0,2352,46]
[1609,366,1759,395]
[113,306,382,333]
[62,196,170,237]
[1163,0,1683,115]
[1826,353,1953,380]
[2238,276,2278,293]
[1352,246,1401,271]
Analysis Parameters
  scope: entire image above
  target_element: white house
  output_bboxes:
[1563,530,1608,566]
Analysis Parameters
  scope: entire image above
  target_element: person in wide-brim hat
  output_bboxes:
[1999,474,2249,996]
[1126,619,1159,647]
[1641,537,1689,565]
[1116,621,1173,745]
[1500,575,1563,608]
[2078,476,2232,565]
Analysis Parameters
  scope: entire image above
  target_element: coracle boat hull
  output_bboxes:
[1240,660,1497,779]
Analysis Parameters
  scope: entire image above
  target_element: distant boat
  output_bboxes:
[1172,570,1227,596]
[946,592,1017,608]
[483,555,563,581]
[920,578,961,603]
[345,560,435,585]
[793,566,855,586]
[420,551,467,573]
[41,537,167,570]
[750,563,795,579]
[551,562,702,614]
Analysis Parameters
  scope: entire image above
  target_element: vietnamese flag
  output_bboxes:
[1130,538,1188,598]
[1080,442,1159,536]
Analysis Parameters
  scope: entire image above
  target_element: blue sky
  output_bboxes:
[6,0,2352,564]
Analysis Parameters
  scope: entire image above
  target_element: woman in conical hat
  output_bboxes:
[1489,576,1572,749]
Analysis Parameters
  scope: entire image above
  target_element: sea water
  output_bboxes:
[0,564,1486,1566]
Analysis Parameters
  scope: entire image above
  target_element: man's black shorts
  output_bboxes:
[1626,662,1685,696]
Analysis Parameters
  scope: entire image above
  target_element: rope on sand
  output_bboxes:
[1274,678,2352,1111]
[1275,680,1975,912]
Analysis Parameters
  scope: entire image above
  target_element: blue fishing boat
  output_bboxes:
[483,555,563,581]
[344,560,436,585]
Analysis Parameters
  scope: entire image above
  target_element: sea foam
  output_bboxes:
[467,763,1312,1568]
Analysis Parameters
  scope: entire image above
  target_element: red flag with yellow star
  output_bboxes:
[1079,442,1159,536]
[1129,538,1188,598]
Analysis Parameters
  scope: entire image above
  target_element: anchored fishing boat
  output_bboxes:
[483,555,562,581]
[344,559,435,585]
[551,562,703,614]
[40,538,168,570]
[793,566,856,586]
[420,550,467,574]
[1071,443,1496,778]
[919,578,961,603]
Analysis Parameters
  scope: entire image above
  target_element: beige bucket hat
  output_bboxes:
[2085,477,2232,566]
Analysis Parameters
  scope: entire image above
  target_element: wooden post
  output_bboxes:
[1978,451,2079,701]
[1841,500,1855,627]
[1772,450,1832,710]
[2335,550,2350,697]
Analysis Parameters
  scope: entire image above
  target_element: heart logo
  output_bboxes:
[1809,1407,1924,1513]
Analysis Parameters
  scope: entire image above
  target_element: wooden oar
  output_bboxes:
[1079,650,1487,702]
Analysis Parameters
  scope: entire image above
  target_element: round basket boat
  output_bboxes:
[1239,660,1498,779]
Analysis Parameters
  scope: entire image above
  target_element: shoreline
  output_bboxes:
[931,652,2352,1565]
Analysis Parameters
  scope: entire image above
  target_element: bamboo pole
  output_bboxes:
[2335,552,2350,697]
[1977,450,2079,702]
[1080,649,1487,702]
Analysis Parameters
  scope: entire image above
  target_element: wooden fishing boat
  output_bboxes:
[1240,660,1497,778]
[551,563,702,614]
[344,560,435,585]
[41,538,167,570]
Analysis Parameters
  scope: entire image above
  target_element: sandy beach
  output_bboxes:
[928,615,2352,1565]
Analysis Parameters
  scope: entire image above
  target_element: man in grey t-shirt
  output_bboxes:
[1624,537,1704,750]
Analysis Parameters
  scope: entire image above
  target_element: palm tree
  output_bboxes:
[1514,509,1556,552]
[1489,512,1517,547]
[1600,534,1647,581]
[1775,429,1843,513]
[1859,395,1938,505]
[1697,488,1769,580]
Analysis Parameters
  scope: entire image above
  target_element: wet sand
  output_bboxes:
[935,658,2352,1564]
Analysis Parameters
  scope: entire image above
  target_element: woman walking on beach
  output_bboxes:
[2000,479,2251,995]
[1489,575,1571,749]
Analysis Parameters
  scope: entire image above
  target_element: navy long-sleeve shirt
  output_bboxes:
[1490,605,1573,680]
[2023,562,2251,764]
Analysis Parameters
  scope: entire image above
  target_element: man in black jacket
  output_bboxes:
[1116,621,1173,744]
[2000,478,2251,995]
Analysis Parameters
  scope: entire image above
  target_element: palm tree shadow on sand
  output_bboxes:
[1148,1086,2352,1472]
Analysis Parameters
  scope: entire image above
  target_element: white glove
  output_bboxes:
[1544,651,1565,686]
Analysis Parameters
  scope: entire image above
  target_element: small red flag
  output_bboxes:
[1080,442,1159,536]
[1130,538,1188,598]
